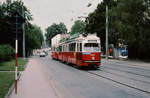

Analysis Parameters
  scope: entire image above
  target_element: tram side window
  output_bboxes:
[73,43,76,51]
[69,43,76,52]
[57,47,59,51]
[53,47,56,51]
[80,43,82,51]
[63,45,65,52]
[52,47,55,51]
[64,45,67,52]
[54,47,56,51]
[77,43,79,52]
[69,44,71,51]
[66,44,68,52]
[59,46,62,52]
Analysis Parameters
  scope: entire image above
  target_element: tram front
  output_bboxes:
[81,34,101,68]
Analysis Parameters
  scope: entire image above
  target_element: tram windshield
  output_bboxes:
[84,43,100,52]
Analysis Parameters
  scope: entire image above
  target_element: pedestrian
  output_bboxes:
[109,48,113,56]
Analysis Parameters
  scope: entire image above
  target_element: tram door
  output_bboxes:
[76,43,82,66]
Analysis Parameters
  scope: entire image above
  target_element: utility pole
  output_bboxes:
[22,3,25,59]
[11,10,25,95]
[15,13,18,94]
[106,5,109,61]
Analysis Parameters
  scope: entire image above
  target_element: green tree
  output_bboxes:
[45,22,67,46]
[0,0,32,44]
[25,24,44,56]
[110,0,150,60]
[70,20,86,35]
[0,44,15,61]
[85,0,118,49]
[0,0,43,57]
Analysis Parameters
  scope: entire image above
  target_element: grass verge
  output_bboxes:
[0,72,14,98]
[0,58,28,71]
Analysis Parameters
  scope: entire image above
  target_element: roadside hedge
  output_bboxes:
[0,45,15,62]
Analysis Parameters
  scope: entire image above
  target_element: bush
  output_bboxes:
[0,45,15,61]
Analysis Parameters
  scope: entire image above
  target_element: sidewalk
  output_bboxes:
[9,58,58,98]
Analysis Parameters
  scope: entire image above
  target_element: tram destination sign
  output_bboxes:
[88,40,97,43]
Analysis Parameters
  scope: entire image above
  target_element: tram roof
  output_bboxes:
[59,33,100,45]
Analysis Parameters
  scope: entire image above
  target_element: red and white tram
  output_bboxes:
[51,34,101,68]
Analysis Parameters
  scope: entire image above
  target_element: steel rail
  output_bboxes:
[86,71,150,94]
[103,66,150,78]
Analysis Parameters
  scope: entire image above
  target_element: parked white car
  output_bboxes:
[40,52,46,57]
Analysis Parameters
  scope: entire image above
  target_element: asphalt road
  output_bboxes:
[36,54,150,98]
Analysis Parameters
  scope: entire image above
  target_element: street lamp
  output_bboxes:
[106,5,109,61]
[22,3,25,59]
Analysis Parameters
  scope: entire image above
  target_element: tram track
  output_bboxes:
[86,70,150,94]
[103,66,150,79]
[99,68,150,84]
[107,61,150,71]
[61,60,150,94]
[50,55,150,94]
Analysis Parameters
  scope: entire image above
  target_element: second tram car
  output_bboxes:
[51,34,101,68]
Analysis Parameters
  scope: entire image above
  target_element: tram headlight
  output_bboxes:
[92,57,95,60]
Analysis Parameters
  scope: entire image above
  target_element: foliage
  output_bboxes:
[25,24,44,56]
[0,72,14,98]
[0,0,32,44]
[86,0,150,60]
[85,0,118,49]
[109,0,150,60]
[0,58,28,71]
[0,45,15,61]
[70,20,86,35]
[0,0,43,57]
[45,22,67,46]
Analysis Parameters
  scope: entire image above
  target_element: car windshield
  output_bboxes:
[84,43,100,52]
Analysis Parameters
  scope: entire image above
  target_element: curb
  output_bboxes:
[101,57,128,61]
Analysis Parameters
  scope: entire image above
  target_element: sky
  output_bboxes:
[1,0,101,34]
